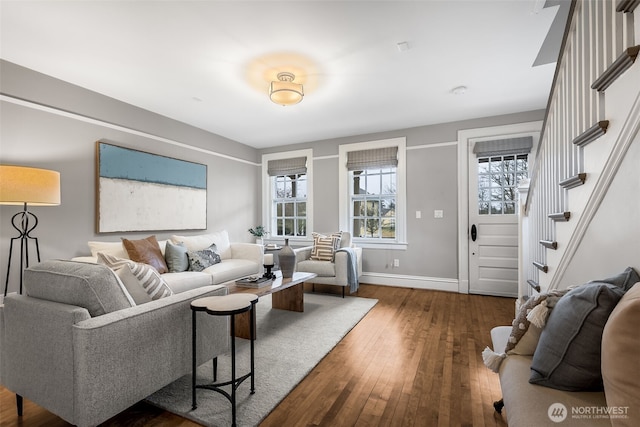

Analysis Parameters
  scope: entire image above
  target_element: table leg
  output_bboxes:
[272,282,304,312]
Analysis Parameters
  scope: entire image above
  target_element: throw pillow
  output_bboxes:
[310,232,342,261]
[187,243,221,272]
[505,289,568,355]
[165,240,189,273]
[119,261,173,301]
[97,252,173,302]
[171,230,232,260]
[601,282,640,423]
[529,281,626,391]
[122,235,169,274]
[593,266,640,291]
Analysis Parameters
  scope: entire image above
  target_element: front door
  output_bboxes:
[468,150,528,297]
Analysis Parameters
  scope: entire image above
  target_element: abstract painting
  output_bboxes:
[96,141,207,233]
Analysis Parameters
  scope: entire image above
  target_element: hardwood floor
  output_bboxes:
[0,284,513,426]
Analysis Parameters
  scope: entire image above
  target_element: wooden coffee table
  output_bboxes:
[227,271,317,339]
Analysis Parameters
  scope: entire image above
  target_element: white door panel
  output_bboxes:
[469,147,528,297]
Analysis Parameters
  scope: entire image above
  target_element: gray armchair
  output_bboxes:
[0,260,229,427]
[294,232,362,297]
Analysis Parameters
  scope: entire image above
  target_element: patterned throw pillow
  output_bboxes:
[187,243,221,272]
[505,289,568,355]
[97,252,173,302]
[310,232,342,261]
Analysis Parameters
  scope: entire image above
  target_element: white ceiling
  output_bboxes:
[0,1,565,149]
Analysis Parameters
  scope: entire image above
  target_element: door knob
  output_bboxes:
[471,224,477,242]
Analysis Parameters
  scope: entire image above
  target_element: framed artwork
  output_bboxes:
[96,141,207,233]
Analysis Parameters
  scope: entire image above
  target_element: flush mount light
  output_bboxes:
[269,72,304,106]
[451,85,468,95]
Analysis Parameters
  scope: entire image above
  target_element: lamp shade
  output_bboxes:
[269,72,304,106]
[0,165,61,206]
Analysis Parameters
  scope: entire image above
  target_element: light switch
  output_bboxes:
[416,210,422,219]
[434,210,444,218]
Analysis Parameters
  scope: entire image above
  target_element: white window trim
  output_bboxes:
[339,137,407,250]
[262,149,313,243]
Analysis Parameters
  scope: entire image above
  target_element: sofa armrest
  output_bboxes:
[333,247,362,285]
[1,295,92,423]
[294,246,313,264]
[230,242,263,264]
[71,285,229,425]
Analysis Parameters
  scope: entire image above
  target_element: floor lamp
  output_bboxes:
[0,165,61,296]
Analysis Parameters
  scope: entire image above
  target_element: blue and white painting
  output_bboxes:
[97,142,207,232]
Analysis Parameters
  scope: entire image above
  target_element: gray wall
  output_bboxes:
[0,61,261,294]
[1,59,545,294]
[262,110,545,281]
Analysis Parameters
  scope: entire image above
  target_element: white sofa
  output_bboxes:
[72,230,263,293]
[489,279,640,427]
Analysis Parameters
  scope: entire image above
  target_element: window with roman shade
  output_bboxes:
[263,151,312,239]
[339,138,406,247]
[474,137,532,215]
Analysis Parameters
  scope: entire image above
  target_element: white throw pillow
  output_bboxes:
[88,241,129,259]
[171,230,231,260]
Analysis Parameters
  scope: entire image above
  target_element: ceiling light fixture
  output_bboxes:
[269,72,304,106]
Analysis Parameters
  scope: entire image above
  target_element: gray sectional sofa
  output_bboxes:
[0,260,230,427]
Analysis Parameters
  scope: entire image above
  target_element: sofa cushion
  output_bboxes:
[311,232,342,261]
[602,282,640,426]
[297,259,336,277]
[530,281,625,391]
[187,243,221,272]
[122,235,169,274]
[162,271,213,293]
[165,240,189,273]
[24,260,134,317]
[171,230,231,260]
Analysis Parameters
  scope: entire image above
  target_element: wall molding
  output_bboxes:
[360,272,458,293]
[0,93,260,167]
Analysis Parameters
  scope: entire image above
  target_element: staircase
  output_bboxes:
[519,0,640,301]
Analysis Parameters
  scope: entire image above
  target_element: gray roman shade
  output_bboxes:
[267,156,307,176]
[473,136,533,157]
[346,146,398,171]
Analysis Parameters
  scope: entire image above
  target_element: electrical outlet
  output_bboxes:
[393,259,400,267]
[434,209,444,218]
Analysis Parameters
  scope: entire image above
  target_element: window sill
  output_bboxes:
[353,241,408,250]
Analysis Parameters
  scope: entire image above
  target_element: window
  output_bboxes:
[273,173,307,236]
[339,138,406,248]
[472,136,532,216]
[477,154,528,215]
[351,168,396,238]
[262,150,313,239]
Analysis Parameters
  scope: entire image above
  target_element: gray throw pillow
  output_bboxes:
[529,281,625,391]
[165,240,189,273]
[592,266,640,291]
[187,243,221,272]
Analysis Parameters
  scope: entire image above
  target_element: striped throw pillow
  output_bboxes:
[97,252,173,301]
[310,232,342,261]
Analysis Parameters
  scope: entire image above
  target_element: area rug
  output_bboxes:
[145,292,378,427]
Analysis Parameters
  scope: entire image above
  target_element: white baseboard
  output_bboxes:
[360,272,459,293]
